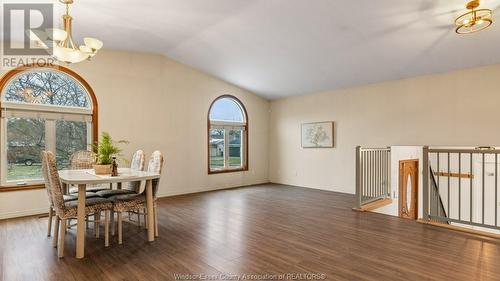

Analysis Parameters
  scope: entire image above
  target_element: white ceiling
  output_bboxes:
[7,0,500,99]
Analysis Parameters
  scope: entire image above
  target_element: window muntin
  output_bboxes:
[228,130,242,168]
[56,120,90,169]
[208,96,247,173]
[209,129,225,170]
[2,69,90,109]
[0,66,95,188]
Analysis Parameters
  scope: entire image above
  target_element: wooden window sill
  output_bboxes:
[0,184,45,192]
[208,168,248,175]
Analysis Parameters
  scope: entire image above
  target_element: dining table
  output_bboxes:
[58,167,161,259]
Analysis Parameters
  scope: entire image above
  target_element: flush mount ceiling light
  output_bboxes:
[30,0,103,64]
[455,0,493,34]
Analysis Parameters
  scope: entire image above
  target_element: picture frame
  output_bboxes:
[301,121,334,148]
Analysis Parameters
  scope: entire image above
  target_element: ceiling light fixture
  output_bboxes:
[455,0,493,34]
[30,0,103,64]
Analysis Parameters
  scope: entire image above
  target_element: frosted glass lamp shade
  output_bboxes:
[79,45,96,57]
[70,51,90,63]
[53,46,88,63]
[53,46,74,63]
[46,28,68,41]
[84,37,103,51]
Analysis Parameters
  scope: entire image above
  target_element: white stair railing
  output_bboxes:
[355,146,391,209]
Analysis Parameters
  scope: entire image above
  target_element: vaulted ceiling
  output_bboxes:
[7,0,500,99]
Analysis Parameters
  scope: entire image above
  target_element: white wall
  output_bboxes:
[269,64,500,194]
[4,53,500,220]
[0,50,270,219]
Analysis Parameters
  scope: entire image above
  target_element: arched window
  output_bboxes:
[0,64,97,189]
[208,95,248,173]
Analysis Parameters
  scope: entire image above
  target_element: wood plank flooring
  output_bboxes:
[1,184,500,281]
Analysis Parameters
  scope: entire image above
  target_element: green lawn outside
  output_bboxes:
[210,157,241,168]
[7,164,43,181]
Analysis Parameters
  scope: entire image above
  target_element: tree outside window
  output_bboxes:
[0,66,96,187]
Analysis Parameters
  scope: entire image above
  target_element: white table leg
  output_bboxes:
[76,184,86,259]
[146,179,154,242]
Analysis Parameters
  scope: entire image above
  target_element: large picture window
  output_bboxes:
[208,95,248,174]
[0,65,97,189]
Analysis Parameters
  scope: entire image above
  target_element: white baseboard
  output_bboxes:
[0,207,47,220]
[157,181,270,198]
[268,180,354,194]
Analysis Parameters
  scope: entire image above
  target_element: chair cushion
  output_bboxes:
[86,186,111,192]
[96,189,136,198]
[63,194,77,201]
[108,193,145,202]
[63,192,100,201]
[64,197,112,209]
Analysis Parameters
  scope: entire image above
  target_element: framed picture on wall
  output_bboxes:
[301,121,334,148]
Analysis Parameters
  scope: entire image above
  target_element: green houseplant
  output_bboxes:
[93,132,128,175]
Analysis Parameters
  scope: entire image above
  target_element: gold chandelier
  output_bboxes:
[455,0,493,34]
[30,0,103,64]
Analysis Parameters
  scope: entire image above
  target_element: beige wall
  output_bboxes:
[0,50,270,219]
[3,50,500,219]
[269,64,500,194]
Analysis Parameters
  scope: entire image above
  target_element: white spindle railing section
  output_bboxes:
[355,146,391,209]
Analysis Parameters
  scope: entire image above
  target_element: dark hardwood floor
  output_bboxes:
[1,184,500,281]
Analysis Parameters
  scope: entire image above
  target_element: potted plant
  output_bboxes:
[93,132,128,175]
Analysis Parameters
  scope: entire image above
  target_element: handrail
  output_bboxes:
[423,146,500,230]
[428,148,500,154]
[359,148,391,152]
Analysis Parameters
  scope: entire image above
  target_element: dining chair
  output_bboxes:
[127,150,146,193]
[69,150,109,193]
[110,151,164,244]
[41,151,113,258]
[68,150,110,231]
[96,150,145,198]
[96,150,145,234]
[44,169,82,239]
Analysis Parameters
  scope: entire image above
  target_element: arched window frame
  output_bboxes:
[207,95,248,174]
[0,64,98,191]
